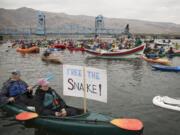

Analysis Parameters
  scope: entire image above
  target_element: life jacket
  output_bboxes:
[43,91,61,110]
[8,81,27,96]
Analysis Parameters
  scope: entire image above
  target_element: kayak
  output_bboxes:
[152,64,180,72]
[163,96,180,105]
[153,96,180,111]
[140,55,171,65]
[1,104,143,135]
[16,46,40,53]
[41,55,62,64]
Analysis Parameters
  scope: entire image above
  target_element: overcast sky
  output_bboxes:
[1,0,180,24]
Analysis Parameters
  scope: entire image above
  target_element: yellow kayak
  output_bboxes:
[141,55,171,65]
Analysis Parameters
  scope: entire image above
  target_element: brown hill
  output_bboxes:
[0,7,180,34]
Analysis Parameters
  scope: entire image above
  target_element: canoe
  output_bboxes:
[140,55,171,65]
[1,104,143,135]
[16,46,40,53]
[152,64,180,72]
[84,44,145,59]
[41,55,62,64]
[153,96,180,111]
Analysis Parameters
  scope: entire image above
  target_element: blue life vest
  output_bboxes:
[8,81,27,96]
[43,91,60,110]
[146,53,158,58]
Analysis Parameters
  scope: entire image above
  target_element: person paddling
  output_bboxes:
[0,70,33,106]
[43,49,51,57]
[34,79,77,117]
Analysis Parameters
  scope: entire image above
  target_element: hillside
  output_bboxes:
[0,7,180,34]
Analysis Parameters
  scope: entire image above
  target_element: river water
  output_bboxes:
[0,41,180,135]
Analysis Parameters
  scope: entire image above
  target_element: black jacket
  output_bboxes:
[34,87,67,116]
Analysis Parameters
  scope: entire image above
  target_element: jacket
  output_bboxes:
[0,79,31,104]
[34,87,67,116]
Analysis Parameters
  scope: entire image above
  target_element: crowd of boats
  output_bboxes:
[1,36,180,135]
[6,36,180,70]
[0,37,148,135]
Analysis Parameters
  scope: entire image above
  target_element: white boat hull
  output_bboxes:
[152,96,180,111]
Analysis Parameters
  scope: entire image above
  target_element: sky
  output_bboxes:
[0,0,180,24]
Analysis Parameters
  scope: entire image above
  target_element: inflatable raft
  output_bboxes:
[16,46,40,53]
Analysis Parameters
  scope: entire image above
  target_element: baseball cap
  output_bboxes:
[11,70,21,76]
[38,78,49,86]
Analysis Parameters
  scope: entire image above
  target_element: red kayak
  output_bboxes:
[52,44,66,49]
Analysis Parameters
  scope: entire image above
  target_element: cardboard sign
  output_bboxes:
[63,65,107,103]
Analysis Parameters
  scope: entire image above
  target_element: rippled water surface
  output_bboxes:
[0,41,180,135]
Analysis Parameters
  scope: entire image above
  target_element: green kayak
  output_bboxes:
[2,104,143,135]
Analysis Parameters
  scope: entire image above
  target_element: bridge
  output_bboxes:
[0,13,130,37]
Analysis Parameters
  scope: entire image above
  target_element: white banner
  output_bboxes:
[63,65,107,103]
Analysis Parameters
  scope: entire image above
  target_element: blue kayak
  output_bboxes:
[152,64,180,72]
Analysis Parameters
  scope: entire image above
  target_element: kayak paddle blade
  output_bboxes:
[16,112,38,121]
[110,118,143,131]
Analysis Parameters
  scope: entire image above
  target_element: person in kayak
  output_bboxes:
[144,43,152,55]
[34,79,77,117]
[167,47,174,55]
[159,46,165,55]
[0,70,33,106]
[43,49,51,57]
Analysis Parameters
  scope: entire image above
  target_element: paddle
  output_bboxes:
[16,112,38,121]
[16,112,143,131]
[0,73,54,108]
[110,118,143,131]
